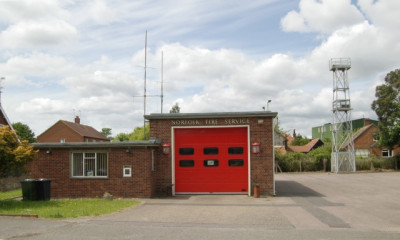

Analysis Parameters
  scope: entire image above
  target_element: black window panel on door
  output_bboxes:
[204,147,219,155]
[228,147,244,154]
[228,159,244,167]
[203,159,219,167]
[179,148,194,155]
[179,160,195,167]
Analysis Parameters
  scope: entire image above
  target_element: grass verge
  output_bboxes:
[0,189,22,200]
[0,189,140,218]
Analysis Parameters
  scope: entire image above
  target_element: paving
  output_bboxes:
[1,172,400,239]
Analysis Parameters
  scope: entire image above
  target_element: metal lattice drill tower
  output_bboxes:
[330,58,356,173]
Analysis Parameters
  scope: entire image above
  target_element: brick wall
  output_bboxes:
[27,147,157,198]
[149,116,275,195]
[354,125,400,157]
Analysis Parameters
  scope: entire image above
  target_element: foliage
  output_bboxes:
[129,124,150,140]
[100,128,112,139]
[112,124,150,142]
[274,118,285,135]
[0,126,38,178]
[371,69,400,150]
[290,133,310,146]
[275,141,332,172]
[355,156,398,171]
[11,122,36,143]
[113,133,130,142]
[170,102,180,113]
[0,198,139,218]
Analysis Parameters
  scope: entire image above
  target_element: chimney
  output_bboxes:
[293,129,296,138]
[74,116,80,124]
[364,118,370,126]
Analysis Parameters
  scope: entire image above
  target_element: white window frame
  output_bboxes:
[123,165,132,177]
[382,149,393,158]
[71,151,108,178]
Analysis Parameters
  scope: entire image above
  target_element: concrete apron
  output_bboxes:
[96,195,294,229]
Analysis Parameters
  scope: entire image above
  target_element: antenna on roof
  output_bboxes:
[132,31,167,135]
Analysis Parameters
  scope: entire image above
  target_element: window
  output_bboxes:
[204,147,218,155]
[355,149,370,158]
[203,159,219,167]
[71,152,108,178]
[228,159,244,167]
[179,160,195,167]
[228,147,243,154]
[179,148,194,155]
[123,165,131,177]
[382,149,393,158]
[60,138,65,143]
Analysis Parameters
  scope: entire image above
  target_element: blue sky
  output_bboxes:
[0,0,399,138]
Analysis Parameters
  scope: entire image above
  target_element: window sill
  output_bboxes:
[71,176,108,179]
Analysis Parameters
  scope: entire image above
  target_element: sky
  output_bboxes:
[0,0,399,138]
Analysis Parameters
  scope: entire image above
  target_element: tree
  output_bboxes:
[290,134,310,146]
[101,128,112,140]
[12,122,36,143]
[371,69,400,155]
[170,102,180,113]
[0,126,37,177]
[129,124,150,141]
[112,124,150,142]
[113,133,130,142]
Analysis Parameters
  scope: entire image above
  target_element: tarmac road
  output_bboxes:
[1,172,400,240]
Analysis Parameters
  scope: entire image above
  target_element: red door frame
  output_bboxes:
[171,126,250,196]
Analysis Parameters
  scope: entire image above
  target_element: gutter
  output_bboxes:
[32,139,162,149]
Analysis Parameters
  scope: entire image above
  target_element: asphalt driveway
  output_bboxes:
[1,172,400,239]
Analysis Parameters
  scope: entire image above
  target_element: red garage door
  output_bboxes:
[174,127,248,194]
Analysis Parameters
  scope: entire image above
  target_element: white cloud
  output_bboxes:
[358,0,400,32]
[89,0,117,25]
[0,20,77,49]
[0,53,78,86]
[0,0,64,23]
[281,0,364,33]
[16,98,72,115]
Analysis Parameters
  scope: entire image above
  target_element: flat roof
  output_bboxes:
[145,111,278,120]
[32,139,161,149]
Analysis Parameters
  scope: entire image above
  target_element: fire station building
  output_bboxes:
[30,111,277,198]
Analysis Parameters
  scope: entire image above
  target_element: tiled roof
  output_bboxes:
[341,124,376,148]
[60,120,109,140]
[288,138,323,153]
[0,104,13,130]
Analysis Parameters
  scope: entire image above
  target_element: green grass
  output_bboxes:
[0,195,140,218]
[0,189,22,200]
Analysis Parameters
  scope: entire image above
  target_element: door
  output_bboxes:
[174,127,248,194]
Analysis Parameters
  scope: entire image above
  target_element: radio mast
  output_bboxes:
[330,58,356,173]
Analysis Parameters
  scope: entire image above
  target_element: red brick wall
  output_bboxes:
[37,122,83,143]
[149,116,275,195]
[354,125,400,157]
[27,147,156,198]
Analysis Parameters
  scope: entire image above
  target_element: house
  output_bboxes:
[0,103,21,192]
[287,138,324,154]
[0,104,13,129]
[347,124,399,158]
[274,130,323,154]
[37,116,109,143]
[29,111,277,198]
